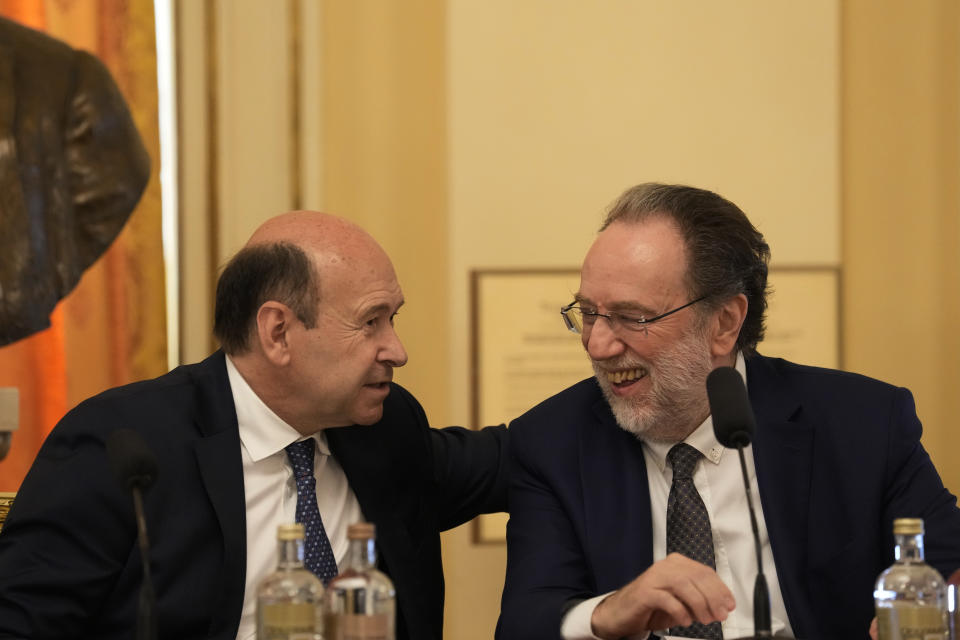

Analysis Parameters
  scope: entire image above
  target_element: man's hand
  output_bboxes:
[590,553,735,639]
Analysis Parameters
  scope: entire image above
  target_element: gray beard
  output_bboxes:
[592,328,714,443]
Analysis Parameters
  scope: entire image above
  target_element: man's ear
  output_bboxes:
[256,301,295,366]
[710,293,748,358]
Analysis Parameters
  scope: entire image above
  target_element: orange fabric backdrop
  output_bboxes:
[0,0,167,490]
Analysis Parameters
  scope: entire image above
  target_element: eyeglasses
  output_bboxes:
[560,295,709,336]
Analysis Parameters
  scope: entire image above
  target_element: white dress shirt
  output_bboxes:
[227,356,365,640]
[562,354,794,639]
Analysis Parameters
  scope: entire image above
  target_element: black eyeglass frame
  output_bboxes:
[560,294,710,335]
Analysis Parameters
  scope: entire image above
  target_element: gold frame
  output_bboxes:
[0,491,15,533]
[470,269,590,543]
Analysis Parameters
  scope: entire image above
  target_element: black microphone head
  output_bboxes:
[106,428,158,490]
[707,366,756,448]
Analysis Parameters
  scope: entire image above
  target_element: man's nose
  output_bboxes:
[584,317,625,361]
[381,326,408,368]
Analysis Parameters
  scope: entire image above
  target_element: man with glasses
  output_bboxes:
[496,183,960,640]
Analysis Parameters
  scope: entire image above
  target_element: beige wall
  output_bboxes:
[174,2,960,639]
[842,1,960,490]
[321,0,450,423]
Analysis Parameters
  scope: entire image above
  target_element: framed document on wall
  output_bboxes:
[470,269,592,543]
[469,266,841,543]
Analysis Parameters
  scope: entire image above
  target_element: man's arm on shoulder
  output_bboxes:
[430,423,508,529]
[387,382,508,528]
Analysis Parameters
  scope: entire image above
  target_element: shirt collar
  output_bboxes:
[643,352,748,472]
[225,355,331,462]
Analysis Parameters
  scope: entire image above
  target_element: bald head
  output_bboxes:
[246,211,389,271]
[213,211,397,355]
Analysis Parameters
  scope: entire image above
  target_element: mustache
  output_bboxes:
[592,355,649,372]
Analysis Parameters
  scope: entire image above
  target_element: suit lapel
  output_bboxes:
[191,353,248,639]
[747,355,816,638]
[581,395,653,592]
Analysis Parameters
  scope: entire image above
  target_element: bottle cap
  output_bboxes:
[347,521,376,540]
[277,523,306,540]
[893,518,924,535]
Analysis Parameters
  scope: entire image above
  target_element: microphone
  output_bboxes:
[708,367,755,449]
[707,367,777,639]
[106,429,159,640]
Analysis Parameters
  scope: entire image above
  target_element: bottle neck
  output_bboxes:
[895,532,926,563]
[344,537,377,571]
[276,538,306,570]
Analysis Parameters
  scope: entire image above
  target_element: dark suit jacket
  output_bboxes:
[0,351,508,640]
[0,17,149,345]
[496,354,960,640]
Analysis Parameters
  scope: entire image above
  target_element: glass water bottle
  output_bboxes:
[257,523,325,640]
[875,518,948,640]
[323,522,396,640]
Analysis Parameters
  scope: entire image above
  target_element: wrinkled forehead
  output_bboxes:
[581,218,690,298]
[308,236,404,311]
[318,242,398,284]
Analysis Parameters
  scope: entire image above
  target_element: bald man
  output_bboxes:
[0,212,508,640]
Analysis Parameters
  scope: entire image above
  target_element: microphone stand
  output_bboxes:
[132,484,157,640]
[734,442,772,638]
[707,367,795,639]
[106,428,159,640]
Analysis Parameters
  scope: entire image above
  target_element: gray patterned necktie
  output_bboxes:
[666,443,723,639]
[285,438,338,584]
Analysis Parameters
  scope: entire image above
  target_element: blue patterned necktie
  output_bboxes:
[285,438,338,584]
[666,443,723,640]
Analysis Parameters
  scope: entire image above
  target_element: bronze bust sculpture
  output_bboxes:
[0,16,149,346]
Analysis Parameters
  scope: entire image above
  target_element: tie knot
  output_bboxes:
[285,438,316,479]
[667,443,702,479]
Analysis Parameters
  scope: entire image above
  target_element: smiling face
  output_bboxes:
[286,241,408,429]
[578,217,716,442]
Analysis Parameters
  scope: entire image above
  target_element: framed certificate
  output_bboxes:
[470,269,592,543]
